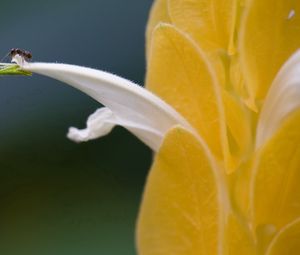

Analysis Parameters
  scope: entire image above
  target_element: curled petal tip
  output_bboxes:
[67,107,116,143]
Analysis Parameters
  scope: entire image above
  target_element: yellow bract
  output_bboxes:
[266,218,300,255]
[168,0,238,54]
[240,0,300,106]
[137,126,255,255]
[222,90,252,170]
[146,23,225,159]
[137,126,223,255]
[146,0,170,57]
[223,213,255,255]
[252,109,300,230]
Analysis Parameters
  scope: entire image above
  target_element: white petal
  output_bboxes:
[256,50,300,148]
[14,56,195,151]
[67,107,116,142]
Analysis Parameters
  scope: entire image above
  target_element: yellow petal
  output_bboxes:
[136,126,225,255]
[146,23,226,159]
[266,218,300,255]
[168,0,239,54]
[251,109,300,230]
[240,0,300,104]
[146,0,171,57]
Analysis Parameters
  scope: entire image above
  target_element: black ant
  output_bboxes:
[9,48,32,61]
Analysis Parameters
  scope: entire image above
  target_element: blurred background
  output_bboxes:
[0,0,153,254]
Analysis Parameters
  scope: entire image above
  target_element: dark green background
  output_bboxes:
[0,0,153,254]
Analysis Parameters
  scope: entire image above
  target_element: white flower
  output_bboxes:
[12,54,195,151]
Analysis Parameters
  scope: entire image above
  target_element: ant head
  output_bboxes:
[10,48,17,56]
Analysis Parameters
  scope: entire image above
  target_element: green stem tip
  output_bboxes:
[0,63,32,76]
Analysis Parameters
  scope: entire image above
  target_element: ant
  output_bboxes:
[9,48,32,61]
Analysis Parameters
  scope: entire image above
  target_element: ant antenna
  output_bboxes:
[0,51,10,63]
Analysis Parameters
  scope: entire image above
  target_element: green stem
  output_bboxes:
[0,63,32,76]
